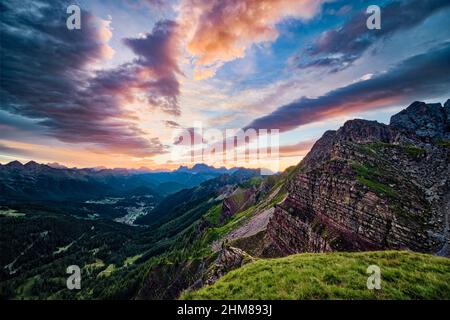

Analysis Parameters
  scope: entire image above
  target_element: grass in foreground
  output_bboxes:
[182,251,450,300]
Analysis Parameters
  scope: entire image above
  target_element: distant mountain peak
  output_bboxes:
[192,163,212,170]
[176,165,190,172]
[46,162,68,169]
[175,163,229,174]
[24,160,42,169]
[5,160,23,168]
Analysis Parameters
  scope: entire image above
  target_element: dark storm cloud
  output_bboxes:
[246,42,450,132]
[0,0,175,156]
[77,20,182,117]
[124,21,179,74]
[122,20,182,115]
[301,0,450,70]
[0,143,35,157]
[80,21,181,118]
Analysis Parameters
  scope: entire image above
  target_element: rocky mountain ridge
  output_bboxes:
[210,100,449,262]
[260,100,450,256]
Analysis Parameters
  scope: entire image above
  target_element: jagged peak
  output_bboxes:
[336,118,393,144]
[294,99,450,176]
[390,100,447,119]
[192,163,213,170]
[444,99,450,121]
[339,118,386,133]
[24,160,40,168]
[445,99,450,108]
[300,119,394,171]
[5,160,23,168]
[390,99,449,139]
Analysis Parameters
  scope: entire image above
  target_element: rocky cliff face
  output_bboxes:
[219,187,256,224]
[391,100,450,139]
[202,246,254,286]
[265,100,450,256]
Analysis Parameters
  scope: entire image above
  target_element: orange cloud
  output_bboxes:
[87,15,115,62]
[279,138,316,157]
[179,0,325,78]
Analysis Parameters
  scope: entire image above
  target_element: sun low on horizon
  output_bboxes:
[1,0,450,171]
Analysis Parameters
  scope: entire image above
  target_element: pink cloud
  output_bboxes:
[179,0,325,78]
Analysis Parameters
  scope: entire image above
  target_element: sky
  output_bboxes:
[1,0,449,171]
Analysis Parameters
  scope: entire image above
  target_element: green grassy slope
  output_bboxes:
[182,251,450,300]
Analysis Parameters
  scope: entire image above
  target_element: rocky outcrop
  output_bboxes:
[215,207,282,258]
[265,100,450,256]
[445,99,450,123]
[301,119,400,171]
[390,101,450,139]
[266,206,332,254]
[137,257,212,300]
[219,187,255,224]
[203,246,254,286]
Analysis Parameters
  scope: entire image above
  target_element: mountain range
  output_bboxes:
[0,100,449,300]
[0,161,246,201]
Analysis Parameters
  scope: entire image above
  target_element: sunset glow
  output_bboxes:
[1,0,450,170]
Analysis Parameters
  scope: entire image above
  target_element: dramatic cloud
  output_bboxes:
[122,0,175,10]
[125,0,166,8]
[279,139,316,157]
[246,42,450,132]
[0,0,173,156]
[179,0,326,79]
[299,0,450,71]
[0,143,33,157]
[88,20,182,116]
[164,120,181,128]
[122,20,182,115]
